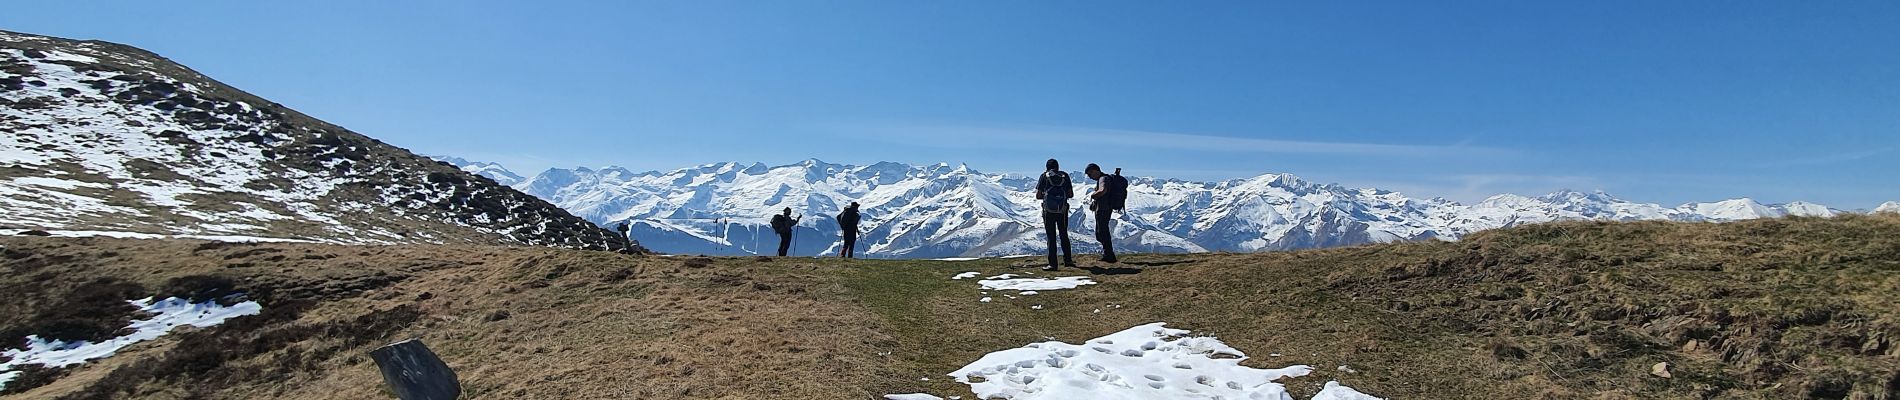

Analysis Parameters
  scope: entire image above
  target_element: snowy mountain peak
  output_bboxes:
[430,155,526,186]
[1776,201,1839,218]
[1877,201,1900,214]
[1680,198,1781,222]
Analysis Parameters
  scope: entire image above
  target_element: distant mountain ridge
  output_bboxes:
[445,158,1882,258]
[0,30,640,251]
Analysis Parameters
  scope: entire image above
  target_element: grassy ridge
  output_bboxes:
[2,214,1896,399]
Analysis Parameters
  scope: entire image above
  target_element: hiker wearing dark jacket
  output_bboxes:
[1086,164,1128,263]
[1036,159,1076,271]
[837,202,862,258]
[770,207,800,257]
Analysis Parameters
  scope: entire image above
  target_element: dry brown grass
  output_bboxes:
[3,213,1897,399]
[0,239,888,399]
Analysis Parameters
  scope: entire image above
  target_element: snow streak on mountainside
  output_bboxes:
[0,30,638,251]
[492,159,1877,258]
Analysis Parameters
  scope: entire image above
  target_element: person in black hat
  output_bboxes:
[837,202,862,258]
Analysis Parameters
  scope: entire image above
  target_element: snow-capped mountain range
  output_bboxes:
[0,30,639,251]
[439,157,1890,258]
[433,155,526,186]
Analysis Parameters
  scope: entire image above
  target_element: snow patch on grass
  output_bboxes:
[945,322,1382,400]
[978,276,1096,292]
[0,297,262,390]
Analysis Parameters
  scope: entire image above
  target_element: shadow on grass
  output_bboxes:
[1083,266,1144,275]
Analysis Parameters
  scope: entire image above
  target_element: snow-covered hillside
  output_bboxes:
[484,159,1876,258]
[0,30,639,251]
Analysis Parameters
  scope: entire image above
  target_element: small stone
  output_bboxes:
[1651,362,1672,378]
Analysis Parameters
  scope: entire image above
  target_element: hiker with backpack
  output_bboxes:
[1086,164,1129,263]
[1036,159,1076,271]
[770,207,800,257]
[837,202,862,258]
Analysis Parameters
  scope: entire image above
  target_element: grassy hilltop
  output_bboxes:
[3,214,1897,399]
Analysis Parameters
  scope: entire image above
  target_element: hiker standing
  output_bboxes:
[770,207,800,257]
[1086,164,1129,263]
[837,202,862,258]
[1036,159,1076,271]
[614,221,631,241]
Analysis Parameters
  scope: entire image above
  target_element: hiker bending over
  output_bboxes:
[837,202,862,258]
[1036,159,1076,271]
[1086,164,1129,263]
[770,207,800,257]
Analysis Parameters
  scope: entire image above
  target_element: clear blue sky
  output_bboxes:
[7,1,1897,208]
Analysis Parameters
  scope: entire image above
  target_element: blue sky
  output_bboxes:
[6,1,1897,207]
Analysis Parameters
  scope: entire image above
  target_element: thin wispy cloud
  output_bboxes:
[1761,147,1893,167]
[1347,174,1604,203]
[832,122,1517,158]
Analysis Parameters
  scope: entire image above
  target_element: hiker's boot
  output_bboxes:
[1042,265,1059,272]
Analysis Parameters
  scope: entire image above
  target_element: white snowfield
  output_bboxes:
[929,323,1381,400]
[979,276,1098,292]
[0,297,263,390]
[0,229,320,243]
[952,271,982,280]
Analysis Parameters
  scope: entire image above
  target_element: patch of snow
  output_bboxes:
[8,177,107,190]
[1313,381,1385,400]
[884,394,944,400]
[0,229,318,243]
[979,297,992,303]
[978,276,1097,292]
[0,297,262,390]
[934,257,981,261]
[39,49,99,63]
[947,323,1380,400]
[951,271,981,280]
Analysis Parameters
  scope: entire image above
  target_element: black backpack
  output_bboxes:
[770,214,793,234]
[1041,171,1072,214]
[1102,172,1129,212]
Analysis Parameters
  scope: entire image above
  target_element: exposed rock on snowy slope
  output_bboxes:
[498,159,1876,258]
[0,30,638,251]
